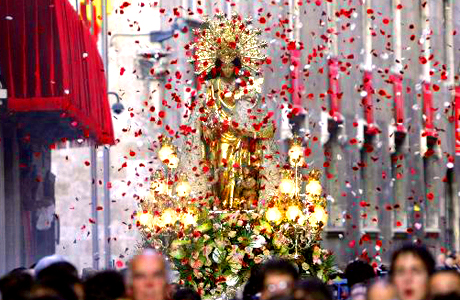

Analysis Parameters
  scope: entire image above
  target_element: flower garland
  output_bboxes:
[138,208,335,298]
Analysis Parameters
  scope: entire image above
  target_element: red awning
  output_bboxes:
[0,0,114,145]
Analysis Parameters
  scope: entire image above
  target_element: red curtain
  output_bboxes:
[0,0,114,145]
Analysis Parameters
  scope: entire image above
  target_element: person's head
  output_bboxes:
[293,277,333,300]
[173,287,201,300]
[242,265,263,300]
[259,258,299,300]
[84,270,126,300]
[344,260,375,289]
[36,261,82,300]
[436,254,446,267]
[128,249,170,300]
[34,255,68,275]
[431,293,460,300]
[366,279,396,300]
[28,296,66,300]
[0,269,34,300]
[390,244,435,300]
[429,269,460,298]
[168,283,181,300]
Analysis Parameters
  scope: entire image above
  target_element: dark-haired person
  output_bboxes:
[431,293,460,300]
[429,269,460,298]
[344,260,375,300]
[36,261,83,300]
[173,287,201,300]
[389,244,435,300]
[293,277,333,300]
[84,270,126,300]
[0,269,34,300]
[259,258,299,300]
[29,296,66,300]
[242,265,263,300]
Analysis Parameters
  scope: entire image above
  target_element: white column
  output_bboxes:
[421,0,431,82]
[445,0,455,87]
[362,0,372,71]
[392,0,403,73]
[326,0,338,56]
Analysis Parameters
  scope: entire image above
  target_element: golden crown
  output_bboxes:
[190,13,268,78]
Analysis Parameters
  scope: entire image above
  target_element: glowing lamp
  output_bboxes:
[309,206,327,226]
[279,177,296,196]
[176,178,191,198]
[265,207,282,223]
[286,205,303,222]
[139,212,153,227]
[306,179,322,196]
[167,154,179,169]
[288,144,303,161]
[151,179,167,195]
[151,215,162,227]
[158,144,175,163]
[161,208,177,225]
[181,213,197,227]
[297,214,306,225]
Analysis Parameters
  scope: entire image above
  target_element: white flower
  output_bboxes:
[212,248,222,263]
[226,274,239,287]
[251,235,266,248]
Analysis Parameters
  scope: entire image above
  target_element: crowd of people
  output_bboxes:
[1,244,460,300]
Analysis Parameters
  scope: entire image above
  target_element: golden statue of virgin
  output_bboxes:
[178,13,280,210]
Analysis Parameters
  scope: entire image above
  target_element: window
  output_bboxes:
[389,0,409,235]
[323,134,346,229]
[391,146,408,232]
[360,134,379,231]
[420,0,440,233]
[423,150,440,231]
[323,0,345,231]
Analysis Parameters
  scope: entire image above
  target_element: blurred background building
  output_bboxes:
[1,0,460,274]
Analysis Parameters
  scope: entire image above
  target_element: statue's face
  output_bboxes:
[218,53,237,78]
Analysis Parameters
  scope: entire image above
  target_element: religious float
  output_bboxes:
[133,13,335,298]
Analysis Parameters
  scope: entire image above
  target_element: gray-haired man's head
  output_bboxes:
[128,249,170,300]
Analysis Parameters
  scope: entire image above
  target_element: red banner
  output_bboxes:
[390,74,406,133]
[290,49,303,112]
[328,57,341,122]
[455,86,460,154]
[363,70,378,135]
[0,0,114,145]
[422,81,437,138]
